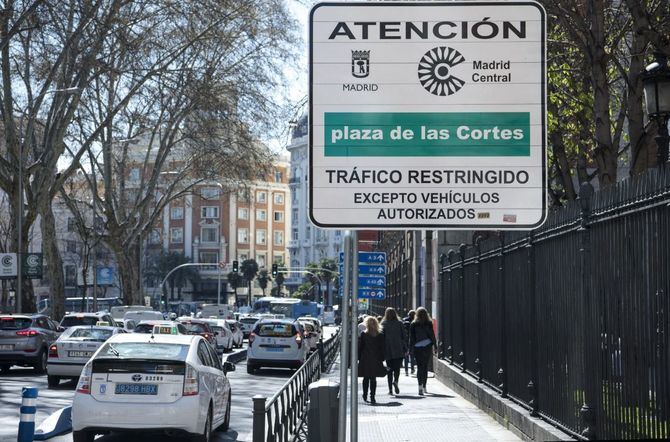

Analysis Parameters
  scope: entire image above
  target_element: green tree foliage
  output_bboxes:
[240,259,259,305]
[257,269,270,296]
[275,265,287,296]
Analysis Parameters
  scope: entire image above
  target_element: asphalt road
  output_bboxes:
[0,327,339,441]
[0,343,300,442]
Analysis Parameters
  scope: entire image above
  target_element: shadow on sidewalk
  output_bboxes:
[365,401,403,407]
[391,394,426,400]
[424,393,453,398]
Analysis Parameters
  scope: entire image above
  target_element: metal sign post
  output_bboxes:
[337,231,352,442]
[350,230,358,442]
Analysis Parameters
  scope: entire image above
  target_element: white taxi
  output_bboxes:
[72,328,235,442]
[47,325,125,387]
[246,319,308,374]
[203,319,234,354]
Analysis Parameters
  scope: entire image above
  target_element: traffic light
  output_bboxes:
[232,260,238,273]
[271,264,278,278]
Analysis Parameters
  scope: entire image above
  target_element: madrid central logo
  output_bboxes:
[418,47,465,96]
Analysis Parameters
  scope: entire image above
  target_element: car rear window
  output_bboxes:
[61,316,98,327]
[240,318,258,324]
[67,328,114,342]
[133,323,154,334]
[182,323,208,334]
[97,342,189,360]
[256,323,295,337]
[211,326,223,333]
[0,317,32,330]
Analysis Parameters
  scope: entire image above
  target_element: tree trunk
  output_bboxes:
[81,254,89,313]
[589,0,617,186]
[40,205,66,320]
[10,204,35,313]
[248,280,252,306]
[114,245,141,305]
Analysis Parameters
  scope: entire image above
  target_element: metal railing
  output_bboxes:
[439,166,670,440]
[253,329,341,442]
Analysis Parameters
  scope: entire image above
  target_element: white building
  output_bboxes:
[286,115,343,290]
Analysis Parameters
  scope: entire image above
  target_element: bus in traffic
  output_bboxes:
[269,299,319,319]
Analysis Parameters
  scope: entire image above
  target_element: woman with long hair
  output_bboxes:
[381,307,406,395]
[409,307,436,395]
[358,316,386,404]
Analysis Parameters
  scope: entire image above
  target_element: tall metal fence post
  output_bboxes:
[318,338,325,372]
[578,182,596,439]
[252,395,267,442]
[498,232,508,398]
[447,250,456,364]
[526,231,539,416]
[439,253,447,359]
[459,244,467,371]
[474,239,483,382]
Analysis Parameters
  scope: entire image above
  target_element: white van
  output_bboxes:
[111,305,153,321]
[123,310,164,323]
[198,304,233,320]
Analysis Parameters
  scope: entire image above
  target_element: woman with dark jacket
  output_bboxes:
[358,316,386,404]
[409,307,436,395]
[381,307,406,395]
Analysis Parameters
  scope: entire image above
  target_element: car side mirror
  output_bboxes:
[214,332,219,336]
[223,361,236,373]
[57,326,65,332]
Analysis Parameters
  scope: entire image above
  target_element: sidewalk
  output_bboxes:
[325,357,520,442]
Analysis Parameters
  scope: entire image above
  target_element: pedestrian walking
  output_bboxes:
[409,307,436,395]
[403,310,416,375]
[381,307,406,395]
[358,316,386,404]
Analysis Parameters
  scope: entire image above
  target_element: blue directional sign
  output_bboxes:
[359,276,385,288]
[358,264,386,275]
[359,288,386,299]
[338,251,387,299]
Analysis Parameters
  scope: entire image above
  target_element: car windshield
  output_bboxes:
[256,323,295,337]
[181,323,207,334]
[61,316,98,327]
[67,328,114,342]
[97,342,189,360]
[0,317,32,330]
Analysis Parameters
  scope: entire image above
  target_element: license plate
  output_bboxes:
[68,351,92,358]
[115,383,158,395]
[0,344,13,351]
[266,347,284,352]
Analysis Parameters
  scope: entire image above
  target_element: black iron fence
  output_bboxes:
[440,167,670,440]
[253,329,341,442]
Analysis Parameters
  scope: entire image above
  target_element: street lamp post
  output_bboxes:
[642,52,670,166]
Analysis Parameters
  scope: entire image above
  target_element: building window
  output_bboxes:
[238,252,248,261]
[201,226,218,243]
[129,168,140,181]
[238,208,249,220]
[256,191,267,204]
[199,251,219,264]
[273,254,284,265]
[237,189,250,202]
[149,228,161,244]
[273,230,284,246]
[274,193,284,205]
[238,228,249,244]
[64,265,77,287]
[273,211,284,222]
[256,229,266,245]
[306,226,311,239]
[170,227,183,244]
[257,254,266,268]
[292,191,298,204]
[256,209,267,221]
[67,217,76,232]
[292,208,298,221]
[171,207,184,220]
[201,187,220,199]
[66,240,77,253]
[274,170,283,183]
[201,206,219,219]
[292,228,298,240]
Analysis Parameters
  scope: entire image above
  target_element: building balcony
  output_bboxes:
[287,239,299,249]
[302,239,312,247]
[288,177,301,185]
[315,237,329,246]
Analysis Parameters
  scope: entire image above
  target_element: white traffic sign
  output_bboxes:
[0,253,17,278]
[309,2,547,229]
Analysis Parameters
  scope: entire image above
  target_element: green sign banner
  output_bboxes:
[324,112,530,157]
[23,253,43,279]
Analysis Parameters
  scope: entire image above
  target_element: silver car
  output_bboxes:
[0,314,61,374]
